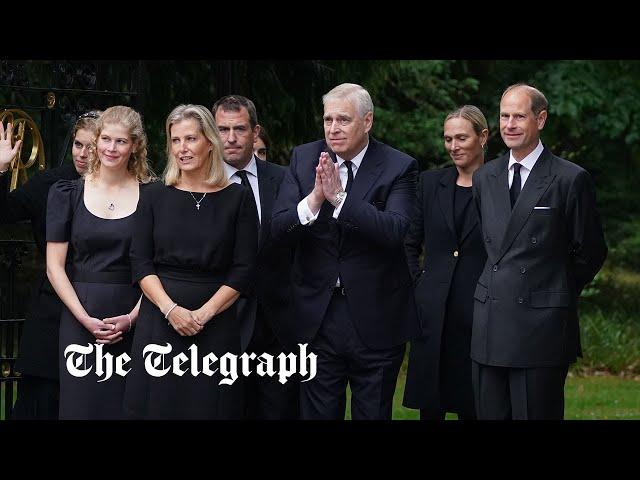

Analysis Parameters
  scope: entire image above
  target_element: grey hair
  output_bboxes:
[322,83,374,118]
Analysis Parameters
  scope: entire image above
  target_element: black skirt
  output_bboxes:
[123,270,243,420]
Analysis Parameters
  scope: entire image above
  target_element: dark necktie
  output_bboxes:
[344,160,354,194]
[236,170,260,228]
[236,170,251,190]
[510,163,522,209]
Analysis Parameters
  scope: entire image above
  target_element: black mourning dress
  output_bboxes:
[46,178,142,420]
[123,182,258,420]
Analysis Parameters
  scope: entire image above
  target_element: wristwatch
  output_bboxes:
[331,189,347,208]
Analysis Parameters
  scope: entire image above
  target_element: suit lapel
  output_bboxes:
[256,158,276,250]
[347,138,384,202]
[497,149,556,261]
[486,155,512,251]
[437,167,457,241]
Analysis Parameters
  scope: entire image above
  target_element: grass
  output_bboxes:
[344,358,640,420]
[575,308,640,375]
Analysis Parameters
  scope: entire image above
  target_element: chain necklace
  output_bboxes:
[189,191,207,211]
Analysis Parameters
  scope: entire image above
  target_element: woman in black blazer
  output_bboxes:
[403,105,488,420]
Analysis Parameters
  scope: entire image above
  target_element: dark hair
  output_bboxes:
[73,110,102,138]
[257,125,271,150]
[211,95,258,128]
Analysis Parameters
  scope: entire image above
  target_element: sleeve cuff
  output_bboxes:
[297,196,320,225]
[332,192,348,219]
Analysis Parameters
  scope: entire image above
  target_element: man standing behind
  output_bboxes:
[272,83,419,420]
[212,95,298,420]
[471,84,607,419]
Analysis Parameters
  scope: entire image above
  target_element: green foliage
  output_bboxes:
[584,264,640,315]
[575,307,640,375]
[363,60,479,170]
[606,217,640,270]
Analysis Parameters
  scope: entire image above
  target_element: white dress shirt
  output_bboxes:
[224,155,262,224]
[508,140,544,191]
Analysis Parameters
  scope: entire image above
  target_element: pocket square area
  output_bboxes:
[534,206,552,209]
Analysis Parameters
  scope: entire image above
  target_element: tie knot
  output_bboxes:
[513,163,522,173]
[236,170,250,186]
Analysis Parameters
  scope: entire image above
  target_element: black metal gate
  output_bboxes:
[0,60,143,419]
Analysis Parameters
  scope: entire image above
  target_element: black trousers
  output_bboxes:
[472,361,569,420]
[243,306,299,420]
[300,289,405,420]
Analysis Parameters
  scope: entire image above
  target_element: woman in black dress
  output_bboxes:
[46,106,154,419]
[1,112,100,419]
[124,104,257,420]
[403,105,489,420]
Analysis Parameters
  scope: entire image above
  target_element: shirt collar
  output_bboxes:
[336,141,369,170]
[509,140,543,172]
[224,155,258,179]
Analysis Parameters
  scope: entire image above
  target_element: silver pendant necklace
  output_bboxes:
[189,191,207,211]
[107,202,115,211]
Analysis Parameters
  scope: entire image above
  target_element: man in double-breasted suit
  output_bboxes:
[471,84,607,419]
[213,95,298,420]
[271,83,419,420]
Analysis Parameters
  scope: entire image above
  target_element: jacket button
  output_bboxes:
[453,250,459,257]
[485,236,491,243]
[518,297,524,304]
[520,267,526,274]
[493,265,498,272]
[531,237,537,244]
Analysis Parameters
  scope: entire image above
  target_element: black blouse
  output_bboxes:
[46,178,140,274]
[130,182,258,294]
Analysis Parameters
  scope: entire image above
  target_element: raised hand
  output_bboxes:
[306,152,329,214]
[0,122,22,171]
[319,153,342,204]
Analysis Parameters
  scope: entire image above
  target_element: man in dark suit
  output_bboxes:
[471,84,608,419]
[212,95,298,420]
[271,83,420,420]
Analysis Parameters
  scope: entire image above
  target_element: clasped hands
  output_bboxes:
[307,152,345,214]
[83,314,132,345]
[166,305,214,337]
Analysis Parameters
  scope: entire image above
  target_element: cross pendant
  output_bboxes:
[196,204,200,211]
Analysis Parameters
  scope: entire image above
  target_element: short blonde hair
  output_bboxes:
[88,106,154,183]
[163,104,228,188]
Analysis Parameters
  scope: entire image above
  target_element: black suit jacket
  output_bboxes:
[403,166,486,410]
[471,149,607,367]
[0,164,79,379]
[236,157,293,352]
[271,137,420,350]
